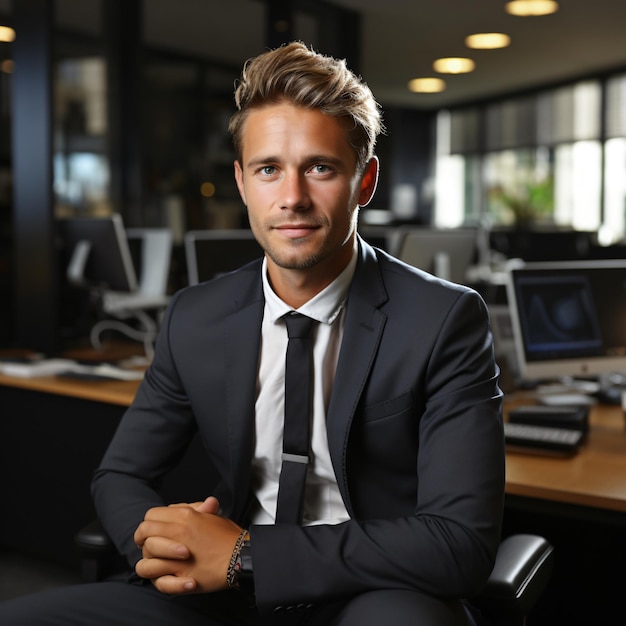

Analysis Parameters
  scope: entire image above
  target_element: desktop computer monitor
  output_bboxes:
[57,213,138,293]
[396,227,478,284]
[185,229,264,285]
[57,216,172,355]
[489,229,594,262]
[506,260,626,381]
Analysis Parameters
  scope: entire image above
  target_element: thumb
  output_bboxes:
[194,496,220,514]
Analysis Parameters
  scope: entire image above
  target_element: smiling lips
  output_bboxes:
[274,223,320,239]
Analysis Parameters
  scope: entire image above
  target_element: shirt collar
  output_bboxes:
[262,240,358,326]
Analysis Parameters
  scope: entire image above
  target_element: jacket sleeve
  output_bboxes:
[91,289,201,568]
[250,287,505,613]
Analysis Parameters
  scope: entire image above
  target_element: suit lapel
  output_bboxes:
[223,268,265,521]
[326,239,388,515]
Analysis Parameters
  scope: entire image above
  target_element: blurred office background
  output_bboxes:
[1,0,626,354]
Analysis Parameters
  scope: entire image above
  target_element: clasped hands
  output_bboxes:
[134,496,244,595]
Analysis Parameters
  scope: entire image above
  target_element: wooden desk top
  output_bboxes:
[3,373,626,513]
[505,393,626,512]
[0,344,144,407]
[0,372,140,407]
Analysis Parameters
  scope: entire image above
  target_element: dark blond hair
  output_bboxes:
[229,41,383,172]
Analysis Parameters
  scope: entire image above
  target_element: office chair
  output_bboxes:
[91,228,173,358]
[75,522,553,626]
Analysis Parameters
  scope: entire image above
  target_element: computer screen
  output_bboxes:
[57,214,138,292]
[507,260,626,380]
[489,229,594,262]
[184,229,264,285]
[396,227,478,284]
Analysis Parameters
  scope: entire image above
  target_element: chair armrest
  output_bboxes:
[474,534,555,617]
[75,519,115,554]
[74,519,122,582]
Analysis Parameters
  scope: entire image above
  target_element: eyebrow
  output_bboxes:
[245,155,346,169]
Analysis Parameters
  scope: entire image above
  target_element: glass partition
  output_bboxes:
[54,0,109,217]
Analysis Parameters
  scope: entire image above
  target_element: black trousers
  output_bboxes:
[0,580,478,626]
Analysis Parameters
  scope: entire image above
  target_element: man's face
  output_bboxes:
[234,102,377,285]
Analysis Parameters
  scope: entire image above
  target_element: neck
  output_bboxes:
[266,239,355,309]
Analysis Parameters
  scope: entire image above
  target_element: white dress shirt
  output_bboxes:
[249,246,357,526]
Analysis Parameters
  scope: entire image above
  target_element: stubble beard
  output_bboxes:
[263,236,326,270]
[250,208,359,271]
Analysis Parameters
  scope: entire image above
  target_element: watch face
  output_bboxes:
[240,541,253,575]
[238,542,255,598]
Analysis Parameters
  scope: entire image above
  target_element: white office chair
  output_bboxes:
[91,228,173,357]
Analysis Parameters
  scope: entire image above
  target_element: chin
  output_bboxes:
[268,250,322,270]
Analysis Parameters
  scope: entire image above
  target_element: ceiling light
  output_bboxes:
[408,78,446,93]
[465,33,511,49]
[0,25,16,42]
[433,57,475,74]
[505,1,559,16]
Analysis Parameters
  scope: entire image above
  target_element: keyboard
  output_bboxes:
[504,422,584,454]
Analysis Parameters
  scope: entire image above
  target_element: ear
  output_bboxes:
[234,160,247,206]
[358,157,379,207]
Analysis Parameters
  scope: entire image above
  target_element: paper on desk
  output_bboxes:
[1,359,144,381]
[77,363,144,381]
[0,358,78,378]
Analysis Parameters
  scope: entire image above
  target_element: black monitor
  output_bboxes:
[507,260,626,381]
[490,229,594,262]
[57,214,138,293]
[184,229,264,285]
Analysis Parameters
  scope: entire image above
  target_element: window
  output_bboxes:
[435,79,610,233]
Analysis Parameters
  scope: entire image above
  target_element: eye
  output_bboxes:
[310,164,333,175]
[259,165,277,177]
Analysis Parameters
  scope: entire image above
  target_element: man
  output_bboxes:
[0,41,504,625]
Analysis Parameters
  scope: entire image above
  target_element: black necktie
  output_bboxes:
[275,313,315,524]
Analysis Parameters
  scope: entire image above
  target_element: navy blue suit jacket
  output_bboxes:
[92,237,505,613]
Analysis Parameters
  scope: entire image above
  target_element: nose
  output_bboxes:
[278,170,311,211]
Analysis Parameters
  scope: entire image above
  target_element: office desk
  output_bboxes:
[3,377,625,532]
[504,394,626,515]
[0,373,211,569]
[0,372,140,406]
[502,395,626,626]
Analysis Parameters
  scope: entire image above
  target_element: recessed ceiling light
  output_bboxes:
[0,25,16,42]
[465,33,511,50]
[433,57,476,74]
[505,1,559,16]
[408,78,446,93]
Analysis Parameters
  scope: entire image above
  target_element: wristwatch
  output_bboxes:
[238,538,254,596]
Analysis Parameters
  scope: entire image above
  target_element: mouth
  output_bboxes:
[273,224,320,239]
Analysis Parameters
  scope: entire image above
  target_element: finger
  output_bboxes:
[151,575,198,595]
[134,518,182,547]
[143,505,181,521]
[194,496,220,514]
[135,556,188,581]
[141,535,190,560]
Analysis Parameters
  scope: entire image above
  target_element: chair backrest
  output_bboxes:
[126,228,173,296]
